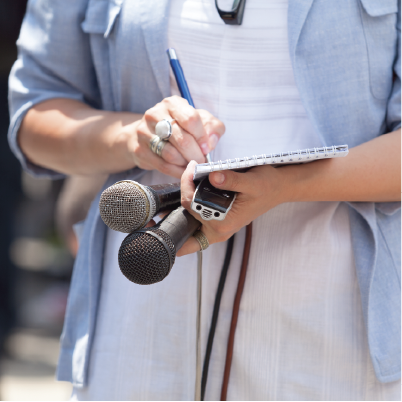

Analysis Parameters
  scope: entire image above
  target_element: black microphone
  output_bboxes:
[99,180,181,233]
[118,206,200,285]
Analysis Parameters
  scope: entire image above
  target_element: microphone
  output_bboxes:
[99,180,181,233]
[118,206,200,285]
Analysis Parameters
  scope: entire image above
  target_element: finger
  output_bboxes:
[137,148,186,179]
[177,236,202,257]
[169,127,205,164]
[136,118,187,170]
[198,109,226,152]
[159,141,187,166]
[145,107,206,164]
[181,160,197,210]
[142,118,188,166]
[209,168,268,194]
[163,96,210,153]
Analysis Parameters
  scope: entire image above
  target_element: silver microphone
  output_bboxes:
[99,180,181,233]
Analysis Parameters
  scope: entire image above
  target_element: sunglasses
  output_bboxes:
[215,0,247,25]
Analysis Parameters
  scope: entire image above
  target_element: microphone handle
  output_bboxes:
[148,182,181,212]
[159,206,201,251]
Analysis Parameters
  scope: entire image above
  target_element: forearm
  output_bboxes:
[19,98,143,175]
[285,130,401,203]
[179,130,401,256]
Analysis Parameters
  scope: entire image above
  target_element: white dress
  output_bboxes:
[72,0,401,400]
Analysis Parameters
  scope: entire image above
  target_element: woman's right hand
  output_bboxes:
[19,97,224,177]
[126,96,225,178]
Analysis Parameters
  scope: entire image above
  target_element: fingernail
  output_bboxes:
[200,142,210,155]
[209,134,219,150]
[212,172,225,185]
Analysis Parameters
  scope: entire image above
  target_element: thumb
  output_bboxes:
[209,170,251,193]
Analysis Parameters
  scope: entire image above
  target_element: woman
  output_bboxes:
[8,0,400,399]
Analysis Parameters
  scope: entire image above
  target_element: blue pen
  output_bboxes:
[167,48,212,163]
[167,48,195,107]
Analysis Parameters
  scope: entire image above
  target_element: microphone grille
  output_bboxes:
[99,181,151,233]
[118,228,176,285]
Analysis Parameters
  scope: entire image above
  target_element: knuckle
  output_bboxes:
[208,117,225,135]
[198,110,224,132]
[175,134,192,150]
[163,96,182,108]
[144,107,156,121]
[171,95,188,107]
[197,109,209,118]
[171,95,183,103]
[217,120,226,134]
[136,121,148,136]
[181,194,192,210]
[161,100,170,111]
[184,111,199,128]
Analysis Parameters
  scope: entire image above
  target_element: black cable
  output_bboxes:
[201,234,235,400]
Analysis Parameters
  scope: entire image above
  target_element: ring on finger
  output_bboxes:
[193,230,209,251]
[150,136,167,157]
[155,118,176,140]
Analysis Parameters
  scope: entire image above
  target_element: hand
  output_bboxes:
[18,97,224,177]
[127,96,225,178]
[178,161,291,256]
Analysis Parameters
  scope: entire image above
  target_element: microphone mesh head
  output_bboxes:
[118,228,176,285]
[99,181,151,233]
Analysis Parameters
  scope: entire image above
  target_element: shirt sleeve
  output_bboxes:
[8,0,101,178]
[386,1,401,133]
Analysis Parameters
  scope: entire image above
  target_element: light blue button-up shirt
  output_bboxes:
[8,0,401,387]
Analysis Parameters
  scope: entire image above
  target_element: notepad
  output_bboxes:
[193,145,349,180]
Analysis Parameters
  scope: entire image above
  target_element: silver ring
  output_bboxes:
[193,230,209,251]
[150,136,167,157]
[155,119,176,140]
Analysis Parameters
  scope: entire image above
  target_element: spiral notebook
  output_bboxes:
[193,145,349,180]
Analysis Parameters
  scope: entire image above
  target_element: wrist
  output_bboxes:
[275,165,300,204]
[279,158,336,204]
[110,117,140,172]
[76,111,142,174]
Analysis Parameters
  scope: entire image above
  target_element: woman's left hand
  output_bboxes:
[178,160,291,256]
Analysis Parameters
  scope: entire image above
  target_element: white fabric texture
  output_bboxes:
[72,0,400,400]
